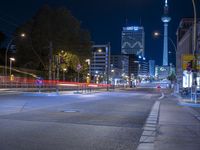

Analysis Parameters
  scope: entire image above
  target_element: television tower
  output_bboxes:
[161,0,171,66]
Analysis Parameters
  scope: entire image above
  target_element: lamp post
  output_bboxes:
[154,31,177,66]
[192,0,197,57]
[63,68,67,81]
[9,57,15,77]
[77,64,82,82]
[111,69,115,85]
[154,32,177,52]
[106,43,111,91]
[191,0,197,103]
[5,33,26,77]
[95,71,99,84]
[85,59,91,83]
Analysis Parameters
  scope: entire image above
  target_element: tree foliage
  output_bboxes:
[59,51,80,71]
[0,31,6,66]
[15,5,91,77]
[167,72,176,82]
[0,31,5,47]
[57,51,89,81]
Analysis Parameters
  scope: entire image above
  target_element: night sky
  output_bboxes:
[0,0,199,65]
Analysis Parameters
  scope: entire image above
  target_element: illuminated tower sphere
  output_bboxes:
[161,0,171,66]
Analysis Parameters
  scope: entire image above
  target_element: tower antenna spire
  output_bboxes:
[161,0,171,66]
[165,0,168,7]
[126,17,128,26]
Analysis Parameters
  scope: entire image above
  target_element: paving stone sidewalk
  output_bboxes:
[155,97,200,150]
[137,94,200,150]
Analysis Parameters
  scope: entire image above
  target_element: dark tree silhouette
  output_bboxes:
[15,5,91,75]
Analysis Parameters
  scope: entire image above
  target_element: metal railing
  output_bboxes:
[0,76,112,93]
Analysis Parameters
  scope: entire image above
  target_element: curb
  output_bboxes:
[158,92,165,100]
[172,93,200,122]
[136,101,160,150]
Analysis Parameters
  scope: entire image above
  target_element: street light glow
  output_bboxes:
[21,33,26,37]
[98,49,102,53]
[10,58,15,61]
[154,32,160,37]
[85,59,90,65]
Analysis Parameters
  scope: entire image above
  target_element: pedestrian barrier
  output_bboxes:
[0,76,112,93]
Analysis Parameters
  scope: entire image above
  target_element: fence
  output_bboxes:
[0,76,112,93]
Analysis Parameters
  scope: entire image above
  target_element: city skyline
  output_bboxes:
[0,0,199,65]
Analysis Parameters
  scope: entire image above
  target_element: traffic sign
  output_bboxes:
[182,54,200,70]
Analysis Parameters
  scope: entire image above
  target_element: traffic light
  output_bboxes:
[186,60,193,71]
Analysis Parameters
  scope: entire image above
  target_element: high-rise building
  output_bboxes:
[110,55,123,69]
[121,26,145,56]
[138,59,149,77]
[90,44,110,83]
[149,60,155,77]
[110,55,129,75]
[128,54,139,77]
[121,55,129,76]
[121,26,145,83]
[161,0,171,66]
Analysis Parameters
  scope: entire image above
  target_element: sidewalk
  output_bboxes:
[137,93,200,150]
[172,92,200,117]
[155,97,200,150]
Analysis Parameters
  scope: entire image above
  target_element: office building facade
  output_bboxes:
[90,44,110,83]
[138,59,149,77]
[110,55,129,75]
[176,18,200,88]
[121,26,145,56]
[121,26,145,82]
[149,60,155,77]
[110,55,123,69]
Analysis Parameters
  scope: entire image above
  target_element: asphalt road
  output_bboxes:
[0,89,160,150]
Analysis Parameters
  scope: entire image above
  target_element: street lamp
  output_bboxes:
[63,68,67,81]
[192,0,197,57]
[153,31,177,52]
[191,0,197,102]
[9,57,15,77]
[21,33,26,37]
[106,43,111,91]
[5,33,26,76]
[85,59,91,83]
[154,31,177,66]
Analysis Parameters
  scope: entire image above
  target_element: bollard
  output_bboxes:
[56,85,59,94]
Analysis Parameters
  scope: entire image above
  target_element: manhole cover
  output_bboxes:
[61,110,79,113]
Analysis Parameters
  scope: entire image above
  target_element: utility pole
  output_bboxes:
[49,41,53,80]
[56,55,60,81]
[106,43,111,91]
[52,55,56,80]
[191,0,197,103]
